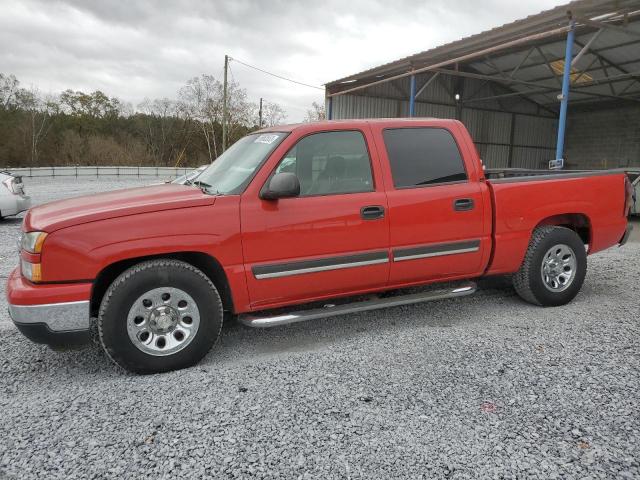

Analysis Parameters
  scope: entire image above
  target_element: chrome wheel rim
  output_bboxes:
[541,244,577,292]
[127,287,200,356]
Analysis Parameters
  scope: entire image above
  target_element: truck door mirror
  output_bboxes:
[261,172,301,200]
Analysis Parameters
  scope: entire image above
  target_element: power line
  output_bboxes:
[229,57,324,91]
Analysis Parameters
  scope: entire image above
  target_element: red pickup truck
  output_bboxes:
[8,119,633,373]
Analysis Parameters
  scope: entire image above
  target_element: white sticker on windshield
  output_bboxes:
[254,134,279,144]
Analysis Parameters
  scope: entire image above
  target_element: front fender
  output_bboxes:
[40,198,242,282]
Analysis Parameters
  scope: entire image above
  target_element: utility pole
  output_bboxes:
[259,97,263,128]
[222,54,229,152]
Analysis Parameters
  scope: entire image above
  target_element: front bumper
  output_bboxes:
[1,194,31,217]
[6,268,92,348]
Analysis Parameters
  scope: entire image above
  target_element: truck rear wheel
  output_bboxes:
[98,259,223,374]
[513,226,587,307]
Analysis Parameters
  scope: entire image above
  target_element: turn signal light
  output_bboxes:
[21,259,42,283]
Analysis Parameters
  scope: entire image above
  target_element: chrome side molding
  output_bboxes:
[239,282,476,328]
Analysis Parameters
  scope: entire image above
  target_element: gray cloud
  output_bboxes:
[0,0,565,121]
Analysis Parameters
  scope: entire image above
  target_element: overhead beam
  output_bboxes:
[574,38,640,90]
[535,46,563,87]
[577,17,640,40]
[328,24,572,97]
[571,55,600,84]
[428,67,556,90]
[333,89,556,118]
[509,46,535,79]
[480,55,557,111]
[571,28,603,67]
[414,72,440,99]
[464,76,640,105]
[476,37,640,83]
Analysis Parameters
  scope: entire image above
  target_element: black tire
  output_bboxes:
[98,259,223,374]
[513,226,587,307]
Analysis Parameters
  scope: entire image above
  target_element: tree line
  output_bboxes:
[0,73,326,168]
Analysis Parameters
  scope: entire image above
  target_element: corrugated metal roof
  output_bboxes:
[327,0,640,85]
[326,0,640,108]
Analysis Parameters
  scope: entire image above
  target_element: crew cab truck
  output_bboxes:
[7,119,633,373]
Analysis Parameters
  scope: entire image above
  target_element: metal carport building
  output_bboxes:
[325,0,640,171]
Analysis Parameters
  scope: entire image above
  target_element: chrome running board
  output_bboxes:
[239,282,476,328]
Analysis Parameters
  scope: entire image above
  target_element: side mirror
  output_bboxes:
[261,172,301,200]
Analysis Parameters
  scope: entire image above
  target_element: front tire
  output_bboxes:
[98,259,223,374]
[513,226,587,307]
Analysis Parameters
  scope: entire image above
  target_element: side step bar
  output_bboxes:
[239,282,476,328]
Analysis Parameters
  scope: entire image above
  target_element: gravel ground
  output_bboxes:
[1,177,639,479]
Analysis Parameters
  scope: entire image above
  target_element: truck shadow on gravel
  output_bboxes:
[7,277,521,375]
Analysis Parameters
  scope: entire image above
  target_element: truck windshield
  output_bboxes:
[195,132,287,195]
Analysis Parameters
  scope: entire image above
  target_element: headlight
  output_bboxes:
[21,231,47,253]
[21,259,42,282]
[2,177,17,194]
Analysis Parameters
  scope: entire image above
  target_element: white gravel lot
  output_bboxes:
[1,177,639,479]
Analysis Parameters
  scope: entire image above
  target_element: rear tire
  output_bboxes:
[513,226,587,307]
[98,259,223,374]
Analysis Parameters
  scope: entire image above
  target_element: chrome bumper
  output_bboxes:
[9,300,90,332]
[9,300,91,348]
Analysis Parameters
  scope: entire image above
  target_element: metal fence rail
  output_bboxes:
[5,166,192,178]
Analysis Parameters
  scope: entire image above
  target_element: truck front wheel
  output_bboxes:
[513,226,587,307]
[98,259,223,374]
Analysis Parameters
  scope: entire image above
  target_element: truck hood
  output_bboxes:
[24,184,216,232]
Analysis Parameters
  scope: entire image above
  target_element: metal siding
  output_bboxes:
[414,102,456,118]
[513,115,557,147]
[462,109,512,144]
[510,146,553,169]
[332,95,399,119]
[476,144,510,168]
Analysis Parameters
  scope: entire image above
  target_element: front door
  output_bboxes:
[241,128,390,310]
[373,124,489,285]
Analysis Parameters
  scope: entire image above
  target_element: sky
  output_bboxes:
[0,0,566,121]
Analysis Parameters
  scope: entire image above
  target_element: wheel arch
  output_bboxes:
[90,251,234,318]
[534,213,591,246]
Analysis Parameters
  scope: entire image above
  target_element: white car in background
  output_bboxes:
[0,171,31,220]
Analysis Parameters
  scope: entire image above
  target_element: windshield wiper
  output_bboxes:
[192,180,223,195]
[192,180,212,188]
[182,177,208,193]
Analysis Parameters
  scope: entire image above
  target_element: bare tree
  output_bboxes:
[179,75,221,161]
[259,101,287,127]
[0,73,20,110]
[15,88,57,165]
[137,98,189,166]
[304,101,326,122]
[224,79,253,142]
[179,74,254,158]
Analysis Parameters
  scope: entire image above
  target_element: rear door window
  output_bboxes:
[383,128,467,188]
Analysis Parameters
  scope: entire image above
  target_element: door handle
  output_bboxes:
[360,205,385,220]
[453,198,474,211]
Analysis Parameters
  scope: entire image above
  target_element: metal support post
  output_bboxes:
[553,20,576,169]
[409,74,416,117]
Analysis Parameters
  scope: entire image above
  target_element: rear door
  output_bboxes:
[240,127,390,310]
[373,122,489,285]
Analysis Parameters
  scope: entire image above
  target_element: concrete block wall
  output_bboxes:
[565,105,640,170]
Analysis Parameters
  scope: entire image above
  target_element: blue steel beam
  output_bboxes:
[409,74,416,117]
[554,20,576,167]
[327,97,333,120]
